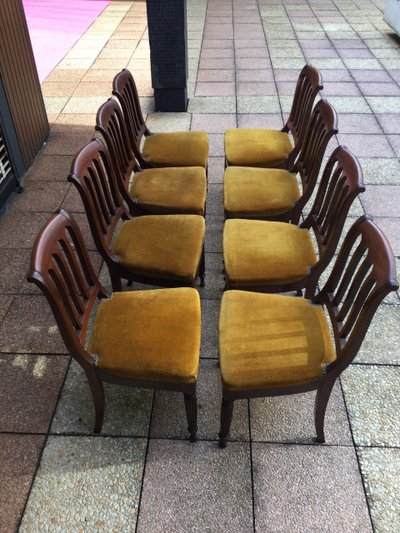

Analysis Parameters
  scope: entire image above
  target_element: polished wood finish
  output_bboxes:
[27,209,198,441]
[68,138,205,291]
[0,0,49,167]
[219,216,398,447]
[225,146,365,297]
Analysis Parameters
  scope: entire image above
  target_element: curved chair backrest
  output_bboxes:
[112,69,149,168]
[27,209,109,362]
[316,216,398,372]
[303,146,365,296]
[96,98,138,210]
[68,138,129,265]
[291,99,338,223]
[284,64,323,165]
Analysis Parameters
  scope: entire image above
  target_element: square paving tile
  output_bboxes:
[205,215,224,253]
[336,113,381,134]
[0,354,68,432]
[236,69,274,82]
[137,440,253,533]
[201,298,220,359]
[250,381,352,445]
[10,181,69,212]
[195,81,236,96]
[350,69,393,82]
[327,96,371,113]
[188,96,236,113]
[372,217,400,255]
[237,95,280,113]
[0,435,46,533]
[336,134,395,157]
[388,135,400,157]
[150,359,250,441]
[191,113,236,133]
[0,295,67,354]
[207,156,225,183]
[20,436,146,532]
[198,252,225,300]
[50,360,153,436]
[24,154,73,182]
[252,443,372,533]
[358,82,400,96]
[376,114,400,134]
[358,447,400,533]
[358,158,400,185]
[197,69,235,82]
[237,81,277,96]
[366,96,400,114]
[0,249,30,293]
[207,183,223,215]
[360,185,400,217]
[208,133,224,157]
[341,365,400,447]
[0,211,51,250]
[237,113,283,128]
[355,304,400,365]
[321,82,362,96]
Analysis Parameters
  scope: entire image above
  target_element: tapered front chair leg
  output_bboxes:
[219,399,234,448]
[110,269,123,292]
[86,369,105,434]
[184,392,198,443]
[314,378,335,443]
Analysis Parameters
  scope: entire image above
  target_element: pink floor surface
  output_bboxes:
[23,0,111,83]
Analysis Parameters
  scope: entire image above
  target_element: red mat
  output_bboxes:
[23,0,111,83]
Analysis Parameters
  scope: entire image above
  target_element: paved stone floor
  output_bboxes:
[0,0,400,531]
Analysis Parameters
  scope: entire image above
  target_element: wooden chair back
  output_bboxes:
[27,209,109,361]
[317,216,398,371]
[303,146,365,296]
[112,69,149,168]
[96,98,138,211]
[68,138,129,265]
[284,64,323,165]
[290,99,338,223]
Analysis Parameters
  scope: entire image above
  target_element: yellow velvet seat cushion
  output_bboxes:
[142,131,209,167]
[89,288,201,383]
[130,166,207,215]
[224,128,293,167]
[219,290,336,390]
[223,219,317,286]
[224,166,300,218]
[112,215,205,282]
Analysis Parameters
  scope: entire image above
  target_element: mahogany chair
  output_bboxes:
[223,146,365,297]
[27,210,200,441]
[218,216,398,447]
[224,64,323,169]
[68,138,206,292]
[95,98,207,217]
[224,99,338,222]
[112,69,209,169]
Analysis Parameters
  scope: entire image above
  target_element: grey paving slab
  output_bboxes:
[201,298,220,359]
[137,440,253,533]
[358,447,400,533]
[341,365,400,447]
[207,183,223,215]
[205,215,224,253]
[0,435,46,533]
[188,96,236,113]
[20,436,146,532]
[252,443,373,533]
[145,112,191,132]
[198,252,225,300]
[250,381,353,446]
[358,158,400,185]
[360,185,400,217]
[50,360,153,436]
[207,156,225,183]
[150,359,250,441]
[237,95,281,113]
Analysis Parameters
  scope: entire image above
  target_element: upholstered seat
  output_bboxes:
[130,166,207,215]
[142,131,209,168]
[219,290,336,390]
[223,219,317,287]
[224,166,300,218]
[89,288,201,383]
[112,215,205,282]
[224,129,293,167]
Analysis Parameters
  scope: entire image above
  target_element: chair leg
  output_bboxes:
[314,378,335,443]
[219,399,234,448]
[199,247,206,287]
[184,393,198,443]
[110,269,123,292]
[86,370,105,434]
